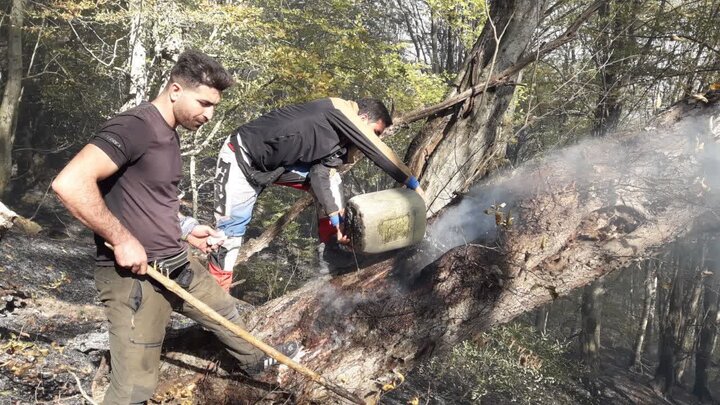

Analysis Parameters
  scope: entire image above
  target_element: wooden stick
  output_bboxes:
[104,244,364,404]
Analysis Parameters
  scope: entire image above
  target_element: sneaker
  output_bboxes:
[249,340,302,376]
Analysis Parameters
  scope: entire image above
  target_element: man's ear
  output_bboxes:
[168,82,183,102]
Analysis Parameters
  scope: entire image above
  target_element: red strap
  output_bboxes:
[275,182,311,191]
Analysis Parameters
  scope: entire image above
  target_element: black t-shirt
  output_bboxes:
[89,102,185,265]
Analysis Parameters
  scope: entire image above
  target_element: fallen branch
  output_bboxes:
[69,370,98,405]
[0,201,42,237]
[392,0,605,127]
[235,195,314,264]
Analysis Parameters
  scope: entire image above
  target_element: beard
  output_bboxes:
[179,116,205,131]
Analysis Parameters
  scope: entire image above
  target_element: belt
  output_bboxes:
[152,250,189,276]
[322,147,347,164]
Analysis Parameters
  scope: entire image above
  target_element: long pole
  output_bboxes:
[106,245,364,404]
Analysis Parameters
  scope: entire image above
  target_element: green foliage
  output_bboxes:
[426,0,486,48]
[422,324,585,404]
[20,0,446,153]
[244,0,447,111]
[512,0,720,162]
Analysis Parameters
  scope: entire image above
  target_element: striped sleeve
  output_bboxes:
[326,98,412,185]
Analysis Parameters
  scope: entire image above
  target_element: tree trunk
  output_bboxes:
[591,0,634,137]
[429,12,438,73]
[580,279,604,368]
[654,267,681,393]
[243,96,720,402]
[0,200,41,238]
[534,305,549,335]
[693,263,719,401]
[0,0,25,195]
[654,247,687,393]
[406,0,549,215]
[676,241,706,383]
[119,0,148,112]
[630,260,657,372]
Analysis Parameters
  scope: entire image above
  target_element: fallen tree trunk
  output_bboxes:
[0,201,17,235]
[0,200,41,238]
[245,93,720,402]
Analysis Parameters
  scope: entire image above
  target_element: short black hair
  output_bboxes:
[169,49,234,91]
[357,98,392,127]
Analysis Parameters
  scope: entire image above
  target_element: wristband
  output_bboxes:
[179,216,199,240]
[330,214,341,227]
[405,176,420,190]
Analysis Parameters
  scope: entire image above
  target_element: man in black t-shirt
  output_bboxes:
[53,51,298,405]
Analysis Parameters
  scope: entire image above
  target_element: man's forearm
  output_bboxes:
[308,164,342,215]
[53,178,133,245]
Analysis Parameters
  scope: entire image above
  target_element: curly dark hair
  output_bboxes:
[169,49,234,91]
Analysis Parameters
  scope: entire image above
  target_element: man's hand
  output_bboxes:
[330,210,351,245]
[336,224,351,245]
[111,237,148,275]
[186,225,224,253]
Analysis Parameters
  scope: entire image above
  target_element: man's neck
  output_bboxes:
[151,95,177,129]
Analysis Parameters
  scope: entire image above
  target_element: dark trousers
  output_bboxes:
[95,255,263,404]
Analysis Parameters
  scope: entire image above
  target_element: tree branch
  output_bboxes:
[235,194,314,264]
[392,0,605,127]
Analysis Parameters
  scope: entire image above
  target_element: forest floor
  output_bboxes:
[381,344,706,405]
[0,196,713,404]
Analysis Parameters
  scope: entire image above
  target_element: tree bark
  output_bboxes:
[0,200,41,238]
[580,279,604,368]
[0,0,25,195]
[630,260,657,372]
[119,0,148,112]
[676,242,706,383]
[692,260,718,401]
[244,95,720,402]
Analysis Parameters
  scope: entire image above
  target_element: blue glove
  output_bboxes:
[405,176,420,190]
[330,213,341,227]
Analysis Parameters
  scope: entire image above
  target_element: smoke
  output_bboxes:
[306,108,720,324]
[420,109,720,267]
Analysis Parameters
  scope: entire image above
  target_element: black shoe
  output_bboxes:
[249,341,301,376]
[318,242,356,276]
